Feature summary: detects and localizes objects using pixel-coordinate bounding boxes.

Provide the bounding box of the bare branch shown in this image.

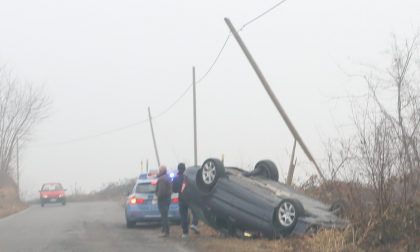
[0,67,50,177]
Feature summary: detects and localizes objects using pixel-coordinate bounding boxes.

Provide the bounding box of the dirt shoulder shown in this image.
[0,200,27,219]
[170,223,418,252]
[0,186,27,219]
[173,225,357,252]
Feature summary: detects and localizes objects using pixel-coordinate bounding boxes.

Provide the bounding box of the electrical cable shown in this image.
[239,0,289,31]
[49,0,289,145]
[52,119,150,145]
[51,33,232,145]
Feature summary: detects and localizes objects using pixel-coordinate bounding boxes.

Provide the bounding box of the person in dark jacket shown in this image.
[172,163,200,239]
[155,165,172,237]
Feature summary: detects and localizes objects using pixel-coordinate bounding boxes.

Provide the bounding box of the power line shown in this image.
[154,33,232,119]
[240,0,289,31]
[49,1,289,145]
[196,33,231,84]
[51,33,232,145]
[52,119,150,145]
[154,83,193,119]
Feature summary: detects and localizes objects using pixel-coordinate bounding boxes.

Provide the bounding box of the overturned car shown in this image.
[181,158,348,238]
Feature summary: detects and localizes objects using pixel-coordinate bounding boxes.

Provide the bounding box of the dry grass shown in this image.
[168,223,361,252]
[0,201,27,219]
[67,178,135,203]
[0,185,27,219]
[170,219,418,252]
[164,177,418,251]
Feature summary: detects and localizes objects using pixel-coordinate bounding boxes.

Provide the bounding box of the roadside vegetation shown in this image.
[175,35,420,252]
[0,66,49,218]
[0,172,26,218]
[66,178,136,204]
[71,34,420,251]
[3,34,419,251]
[317,35,420,251]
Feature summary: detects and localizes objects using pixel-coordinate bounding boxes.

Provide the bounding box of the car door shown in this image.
[208,173,277,232]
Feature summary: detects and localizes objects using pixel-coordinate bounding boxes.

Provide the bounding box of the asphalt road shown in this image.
[0,201,192,252]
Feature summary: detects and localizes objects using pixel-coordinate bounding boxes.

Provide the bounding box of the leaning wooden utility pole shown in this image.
[193,67,198,167]
[224,17,326,182]
[148,107,161,167]
[16,137,20,199]
[286,139,297,185]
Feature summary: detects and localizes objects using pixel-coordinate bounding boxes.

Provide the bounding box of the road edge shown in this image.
[0,205,31,223]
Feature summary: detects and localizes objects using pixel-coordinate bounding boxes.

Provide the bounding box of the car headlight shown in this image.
[42,195,48,198]
[59,194,64,198]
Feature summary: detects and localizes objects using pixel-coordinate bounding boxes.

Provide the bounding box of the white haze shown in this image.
[0,0,419,199]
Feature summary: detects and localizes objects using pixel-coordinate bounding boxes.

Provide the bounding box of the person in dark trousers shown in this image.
[172,163,200,239]
[155,165,172,237]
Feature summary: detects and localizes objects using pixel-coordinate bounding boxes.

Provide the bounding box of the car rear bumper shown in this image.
[40,197,66,203]
[126,206,180,222]
[127,216,181,223]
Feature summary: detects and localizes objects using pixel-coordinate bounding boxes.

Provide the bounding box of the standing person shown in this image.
[172,163,200,239]
[155,165,172,238]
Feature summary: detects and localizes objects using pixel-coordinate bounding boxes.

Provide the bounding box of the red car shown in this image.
[39,183,66,207]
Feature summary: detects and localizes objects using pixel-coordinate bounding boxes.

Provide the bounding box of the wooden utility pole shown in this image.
[224,17,326,182]
[148,107,161,167]
[16,137,20,199]
[193,67,198,167]
[286,139,297,185]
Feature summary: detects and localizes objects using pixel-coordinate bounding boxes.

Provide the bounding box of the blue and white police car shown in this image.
[125,171,181,228]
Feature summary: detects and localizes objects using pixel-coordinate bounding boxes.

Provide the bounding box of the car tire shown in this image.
[62,201,66,206]
[275,199,302,236]
[41,202,44,207]
[254,160,279,181]
[197,158,225,192]
[329,199,346,217]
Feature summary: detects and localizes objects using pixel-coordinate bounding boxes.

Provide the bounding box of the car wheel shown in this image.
[62,201,66,206]
[329,199,346,217]
[254,160,279,181]
[276,199,302,236]
[197,158,225,192]
[41,203,44,207]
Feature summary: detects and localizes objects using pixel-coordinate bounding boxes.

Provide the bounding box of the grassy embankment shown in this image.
[0,173,27,218]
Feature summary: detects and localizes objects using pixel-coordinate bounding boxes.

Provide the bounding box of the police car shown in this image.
[125,171,181,228]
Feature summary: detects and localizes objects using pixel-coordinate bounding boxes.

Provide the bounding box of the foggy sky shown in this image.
[0,0,419,199]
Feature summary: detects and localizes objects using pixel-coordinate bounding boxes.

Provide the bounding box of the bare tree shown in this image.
[333,34,420,213]
[312,35,420,247]
[0,67,49,181]
[365,35,419,205]
[323,138,353,182]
